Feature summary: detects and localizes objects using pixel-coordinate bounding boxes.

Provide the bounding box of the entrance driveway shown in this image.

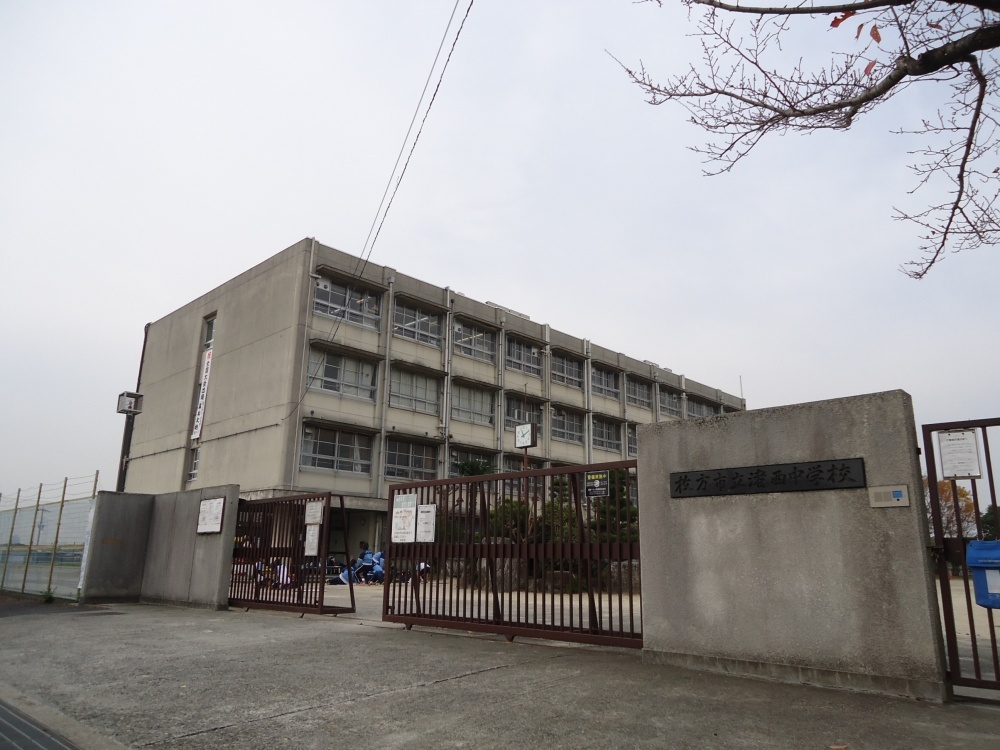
[1,589,999,750]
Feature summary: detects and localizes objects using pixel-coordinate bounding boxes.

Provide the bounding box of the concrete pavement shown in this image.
[1,587,999,750]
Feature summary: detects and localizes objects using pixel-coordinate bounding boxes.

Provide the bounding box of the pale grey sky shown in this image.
[1,1,997,496]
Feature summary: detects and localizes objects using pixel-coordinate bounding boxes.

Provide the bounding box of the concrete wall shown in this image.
[80,492,155,601]
[141,485,240,609]
[637,390,948,700]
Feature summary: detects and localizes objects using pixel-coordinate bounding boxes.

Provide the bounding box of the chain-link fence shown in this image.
[0,472,99,599]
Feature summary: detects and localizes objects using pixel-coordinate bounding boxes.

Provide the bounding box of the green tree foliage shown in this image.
[924,477,977,537]
[982,505,999,541]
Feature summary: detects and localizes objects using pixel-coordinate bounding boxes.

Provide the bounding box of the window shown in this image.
[449,448,495,477]
[203,316,215,350]
[451,385,495,426]
[687,399,721,418]
[504,395,543,433]
[505,337,541,377]
[592,367,620,399]
[659,388,682,418]
[502,454,545,496]
[300,426,372,473]
[187,447,200,482]
[551,352,583,388]
[385,439,437,481]
[454,321,496,362]
[393,301,442,347]
[627,424,638,456]
[307,349,377,400]
[313,277,381,329]
[503,455,545,473]
[592,418,621,452]
[626,378,652,409]
[551,409,584,444]
[390,369,440,414]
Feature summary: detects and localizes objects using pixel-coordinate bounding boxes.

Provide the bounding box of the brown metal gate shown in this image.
[381,460,641,648]
[229,492,356,615]
[923,418,1000,695]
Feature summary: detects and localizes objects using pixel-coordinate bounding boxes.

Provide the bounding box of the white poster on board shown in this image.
[304,524,320,557]
[190,348,213,440]
[304,501,324,525]
[416,504,436,543]
[391,493,418,543]
[939,429,982,479]
[197,497,225,534]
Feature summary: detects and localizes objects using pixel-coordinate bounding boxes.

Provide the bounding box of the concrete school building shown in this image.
[123,237,744,552]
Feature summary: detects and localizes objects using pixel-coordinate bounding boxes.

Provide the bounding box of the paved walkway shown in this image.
[1,589,999,749]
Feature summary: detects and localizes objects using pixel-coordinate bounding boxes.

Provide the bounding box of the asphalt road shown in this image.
[1,590,999,750]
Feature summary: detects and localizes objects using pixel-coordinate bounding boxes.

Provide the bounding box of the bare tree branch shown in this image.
[624,0,1000,276]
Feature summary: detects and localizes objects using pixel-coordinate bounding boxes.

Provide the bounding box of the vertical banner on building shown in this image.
[191,348,213,440]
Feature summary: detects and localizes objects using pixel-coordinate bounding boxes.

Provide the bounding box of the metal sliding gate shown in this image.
[923,418,1000,695]
[229,492,356,615]
[382,460,642,648]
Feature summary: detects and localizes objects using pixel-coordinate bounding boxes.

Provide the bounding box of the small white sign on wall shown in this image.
[304,524,320,557]
[416,504,436,543]
[939,429,982,479]
[304,501,324,525]
[391,494,418,544]
[197,497,225,534]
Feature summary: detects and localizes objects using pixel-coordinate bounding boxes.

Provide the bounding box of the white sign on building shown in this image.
[939,429,982,479]
[190,348,213,440]
[391,493,418,544]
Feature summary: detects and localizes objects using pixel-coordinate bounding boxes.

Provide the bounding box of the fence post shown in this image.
[21,484,43,594]
[45,478,69,595]
[1,489,20,591]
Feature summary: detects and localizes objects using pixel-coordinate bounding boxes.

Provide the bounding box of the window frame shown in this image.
[306,349,378,401]
[389,368,440,415]
[313,276,382,330]
[505,337,542,377]
[627,424,638,456]
[625,378,652,409]
[551,408,585,444]
[591,367,620,399]
[393,300,443,347]
[300,426,373,474]
[385,439,438,481]
[550,352,583,389]
[592,418,622,452]
[687,398,721,418]
[453,321,496,363]
[451,384,495,426]
[504,394,543,433]
[659,388,683,418]
[187,446,200,482]
[449,448,495,477]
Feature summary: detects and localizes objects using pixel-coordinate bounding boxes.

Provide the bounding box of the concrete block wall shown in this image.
[637,390,948,700]
[79,492,154,601]
[80,485,239,610]
[141,485,240,609]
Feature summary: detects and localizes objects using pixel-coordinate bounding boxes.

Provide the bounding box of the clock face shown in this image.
[515,423,535,448]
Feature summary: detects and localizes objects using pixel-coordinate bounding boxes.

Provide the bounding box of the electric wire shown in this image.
[281,0,475,426]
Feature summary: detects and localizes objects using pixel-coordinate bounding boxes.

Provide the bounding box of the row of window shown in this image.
[313,278,720,414]
[307,348,720,420]
[299,425,641,481]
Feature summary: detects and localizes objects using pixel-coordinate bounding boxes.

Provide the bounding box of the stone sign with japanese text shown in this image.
[670,458,866,498]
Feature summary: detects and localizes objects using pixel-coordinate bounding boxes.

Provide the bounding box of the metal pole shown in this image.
[1,489,20,591]
[116,415,134,492]
[46,478,69,596]
[117,324,150,492]
[21,484,43,594]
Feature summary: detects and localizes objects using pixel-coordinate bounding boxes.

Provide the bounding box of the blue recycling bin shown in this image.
[966,540,1000,609]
